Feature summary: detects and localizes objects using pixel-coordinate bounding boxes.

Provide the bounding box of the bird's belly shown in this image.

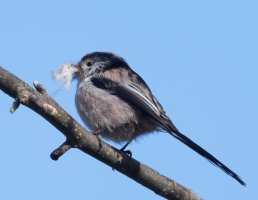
[75,81,154,143]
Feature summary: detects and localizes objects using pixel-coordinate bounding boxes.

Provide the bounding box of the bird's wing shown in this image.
[91,76,246,186]
[91,76,172,130]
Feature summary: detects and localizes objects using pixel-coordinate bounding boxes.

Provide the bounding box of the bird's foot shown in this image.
[121,149,132,157]
[120,142,132,157]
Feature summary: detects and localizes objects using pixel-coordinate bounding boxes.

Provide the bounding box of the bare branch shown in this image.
[0,66,203,200]
[10,97,20,113]
[50,140,71,160]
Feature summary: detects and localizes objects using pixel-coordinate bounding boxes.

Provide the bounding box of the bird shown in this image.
[73,51,246,186]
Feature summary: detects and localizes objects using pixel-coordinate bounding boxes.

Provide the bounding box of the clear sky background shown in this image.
[0,1,257,199]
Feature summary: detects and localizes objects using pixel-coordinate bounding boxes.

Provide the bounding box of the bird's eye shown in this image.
[86,61,92,67]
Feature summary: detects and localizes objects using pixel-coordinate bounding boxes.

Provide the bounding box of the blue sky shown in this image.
[0,1,257,199]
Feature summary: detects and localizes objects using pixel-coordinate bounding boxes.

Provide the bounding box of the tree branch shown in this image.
[0,66,203,200]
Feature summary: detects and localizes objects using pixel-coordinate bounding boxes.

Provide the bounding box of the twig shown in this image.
[0,66,203,200]
[50,140,71,160]
[10,97,20,113]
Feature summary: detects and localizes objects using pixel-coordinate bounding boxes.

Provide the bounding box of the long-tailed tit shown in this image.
[72,52,245,186]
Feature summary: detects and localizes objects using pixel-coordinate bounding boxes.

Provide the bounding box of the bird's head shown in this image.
[76,52,129,79]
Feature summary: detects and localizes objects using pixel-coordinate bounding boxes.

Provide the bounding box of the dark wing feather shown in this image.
[91,76,174,130]
[91,76,246,186]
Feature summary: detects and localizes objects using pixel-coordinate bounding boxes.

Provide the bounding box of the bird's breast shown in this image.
[75,79,137,131]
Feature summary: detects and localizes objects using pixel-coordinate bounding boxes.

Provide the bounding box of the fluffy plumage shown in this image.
[73,52,246,186]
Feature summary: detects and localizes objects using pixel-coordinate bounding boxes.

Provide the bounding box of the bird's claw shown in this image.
[122,149,132,157]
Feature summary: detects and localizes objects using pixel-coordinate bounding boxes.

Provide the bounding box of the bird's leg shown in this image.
[120,140,132,157]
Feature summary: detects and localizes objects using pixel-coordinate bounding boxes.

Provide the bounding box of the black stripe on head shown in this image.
[81,52,130,71]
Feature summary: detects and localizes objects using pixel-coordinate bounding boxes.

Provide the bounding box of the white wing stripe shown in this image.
[124,84,160,115]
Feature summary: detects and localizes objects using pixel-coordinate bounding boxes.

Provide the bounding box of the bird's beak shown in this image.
[72,63,83,80]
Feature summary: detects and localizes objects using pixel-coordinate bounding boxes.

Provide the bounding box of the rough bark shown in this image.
[0,66,203,200]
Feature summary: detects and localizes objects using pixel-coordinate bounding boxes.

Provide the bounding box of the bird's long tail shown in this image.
[165,121,246,186]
